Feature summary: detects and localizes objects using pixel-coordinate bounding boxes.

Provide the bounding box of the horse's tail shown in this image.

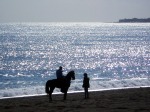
[45,80,50,94]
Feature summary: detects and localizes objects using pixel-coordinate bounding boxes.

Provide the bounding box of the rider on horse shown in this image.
[56,66,66,92]
[56,66,64,79]
[46,70,75,101]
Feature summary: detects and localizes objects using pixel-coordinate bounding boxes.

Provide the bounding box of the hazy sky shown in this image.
[0,0,150,23]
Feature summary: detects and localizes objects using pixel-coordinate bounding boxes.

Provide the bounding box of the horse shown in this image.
[45,70,75,101]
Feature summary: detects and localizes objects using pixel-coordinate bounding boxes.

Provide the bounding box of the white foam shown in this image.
[1,78,150,99]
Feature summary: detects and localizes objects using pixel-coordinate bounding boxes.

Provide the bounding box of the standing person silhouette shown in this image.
[82,73,90,99]
[56,66,64,79]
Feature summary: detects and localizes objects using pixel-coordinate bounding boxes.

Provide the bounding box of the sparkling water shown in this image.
[0,23,150,98]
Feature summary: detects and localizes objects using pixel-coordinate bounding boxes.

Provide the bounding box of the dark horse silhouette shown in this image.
[45,71,75,101]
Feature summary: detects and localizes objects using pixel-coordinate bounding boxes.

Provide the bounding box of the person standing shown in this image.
[82,73,90,99]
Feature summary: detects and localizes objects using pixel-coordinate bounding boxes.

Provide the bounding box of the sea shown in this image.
[0,22,150,99]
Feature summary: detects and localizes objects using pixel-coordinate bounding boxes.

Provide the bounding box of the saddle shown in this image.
[56,78,68,93]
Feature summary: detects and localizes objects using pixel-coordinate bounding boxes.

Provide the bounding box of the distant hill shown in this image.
[119,18,150,23]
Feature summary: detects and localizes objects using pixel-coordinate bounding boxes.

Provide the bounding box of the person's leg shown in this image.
[84,88,86,99]
[84,88,88,99]
[87,88,89,98]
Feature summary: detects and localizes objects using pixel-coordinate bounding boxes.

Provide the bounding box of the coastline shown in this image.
[0,87,150,112]
[1,86,149,100]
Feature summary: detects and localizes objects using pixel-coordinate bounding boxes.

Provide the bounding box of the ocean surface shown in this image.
[0,22,150,98]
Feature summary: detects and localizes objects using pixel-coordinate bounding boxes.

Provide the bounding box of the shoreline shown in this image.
[0,87,150,112]
[1,86,150,100]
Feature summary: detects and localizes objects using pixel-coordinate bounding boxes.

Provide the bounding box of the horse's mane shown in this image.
[68,70,74,74]
[65,70,74,79]
[67,70,74,76]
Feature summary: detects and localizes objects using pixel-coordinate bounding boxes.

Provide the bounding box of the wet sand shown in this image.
[0,87,150,112]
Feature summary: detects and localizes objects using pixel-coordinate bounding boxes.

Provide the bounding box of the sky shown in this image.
[0,0,150,23]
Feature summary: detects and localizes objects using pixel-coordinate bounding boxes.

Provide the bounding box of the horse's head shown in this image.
[67,70,75,80]
[71,71,75,80]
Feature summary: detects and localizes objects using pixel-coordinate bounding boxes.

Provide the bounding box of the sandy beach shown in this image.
[0,87,150,112]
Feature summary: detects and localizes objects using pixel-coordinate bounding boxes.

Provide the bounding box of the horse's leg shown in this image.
[49,93,52,102]
[63,88,69,100]
[49,87,55,102]
[64,92,67,100]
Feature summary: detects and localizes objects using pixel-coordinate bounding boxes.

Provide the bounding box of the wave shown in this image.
[0,78,150,99]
